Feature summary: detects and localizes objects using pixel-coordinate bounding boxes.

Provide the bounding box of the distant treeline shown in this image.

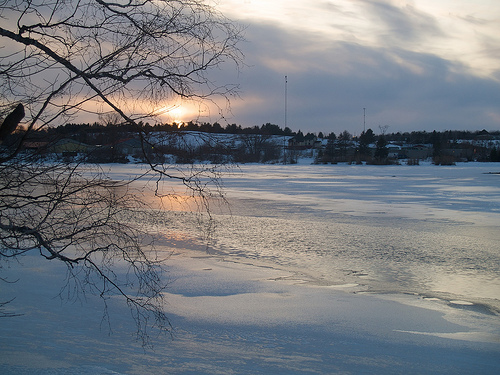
[383,129,500,144]
[45,121,294,141]
[37,120,500,145]
[9,120,499,164]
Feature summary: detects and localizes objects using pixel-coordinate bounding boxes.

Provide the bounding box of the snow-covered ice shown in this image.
[1,162,499,374]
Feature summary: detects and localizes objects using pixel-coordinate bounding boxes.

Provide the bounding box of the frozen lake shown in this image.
[210,162,500,312]
[1,161,500,374]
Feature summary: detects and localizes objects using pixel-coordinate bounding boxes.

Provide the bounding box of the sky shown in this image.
[180,0,500,135]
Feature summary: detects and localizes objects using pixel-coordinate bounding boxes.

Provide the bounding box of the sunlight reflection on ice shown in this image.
[208,163,500,313]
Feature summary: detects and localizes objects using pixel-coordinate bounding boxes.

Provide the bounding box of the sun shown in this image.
[154,104,189,126]
[155,100,210,125]
[169,106,185,125]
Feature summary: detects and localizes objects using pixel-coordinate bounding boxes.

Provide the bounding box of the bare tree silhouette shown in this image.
[0,0,242,345]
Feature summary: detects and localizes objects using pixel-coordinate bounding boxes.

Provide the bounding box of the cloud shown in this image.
[216,20,500,134]
[361,0,444,46]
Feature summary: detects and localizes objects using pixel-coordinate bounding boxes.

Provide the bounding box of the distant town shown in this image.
[6,120,500,165]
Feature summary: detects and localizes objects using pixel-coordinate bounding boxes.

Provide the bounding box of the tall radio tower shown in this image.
[285,75,288,130]
[283,75,288,164]
[363,107,366,133]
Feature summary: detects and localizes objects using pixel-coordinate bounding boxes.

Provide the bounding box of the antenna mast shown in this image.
[283,75,288,164]
[285,76,288,130]
[363,107,366,133]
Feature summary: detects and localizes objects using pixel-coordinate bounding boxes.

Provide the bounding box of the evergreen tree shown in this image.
[374,135,389,162]
[358,128,375,159]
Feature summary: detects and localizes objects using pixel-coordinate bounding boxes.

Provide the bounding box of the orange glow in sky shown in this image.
[155,100,217,125]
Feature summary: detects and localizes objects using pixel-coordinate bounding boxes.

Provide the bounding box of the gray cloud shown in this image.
[361,0,444,46]
[211,19,500,134]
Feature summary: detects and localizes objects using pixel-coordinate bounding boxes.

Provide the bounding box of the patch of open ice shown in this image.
[394,330,500,344]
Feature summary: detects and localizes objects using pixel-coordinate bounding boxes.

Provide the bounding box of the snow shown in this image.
[1,162,500,374]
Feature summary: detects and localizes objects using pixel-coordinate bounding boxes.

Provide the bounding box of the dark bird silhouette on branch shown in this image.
[0,103,24,141]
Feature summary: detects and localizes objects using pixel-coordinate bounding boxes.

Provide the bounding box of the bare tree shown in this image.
[0,0,242,344]
[237,133,280,163]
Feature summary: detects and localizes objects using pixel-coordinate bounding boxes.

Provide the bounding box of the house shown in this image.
[401,144,433,159]
[113,138,144,155]
[22,141,50,153]
[288,133,321,149]
[50,138,93,155]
